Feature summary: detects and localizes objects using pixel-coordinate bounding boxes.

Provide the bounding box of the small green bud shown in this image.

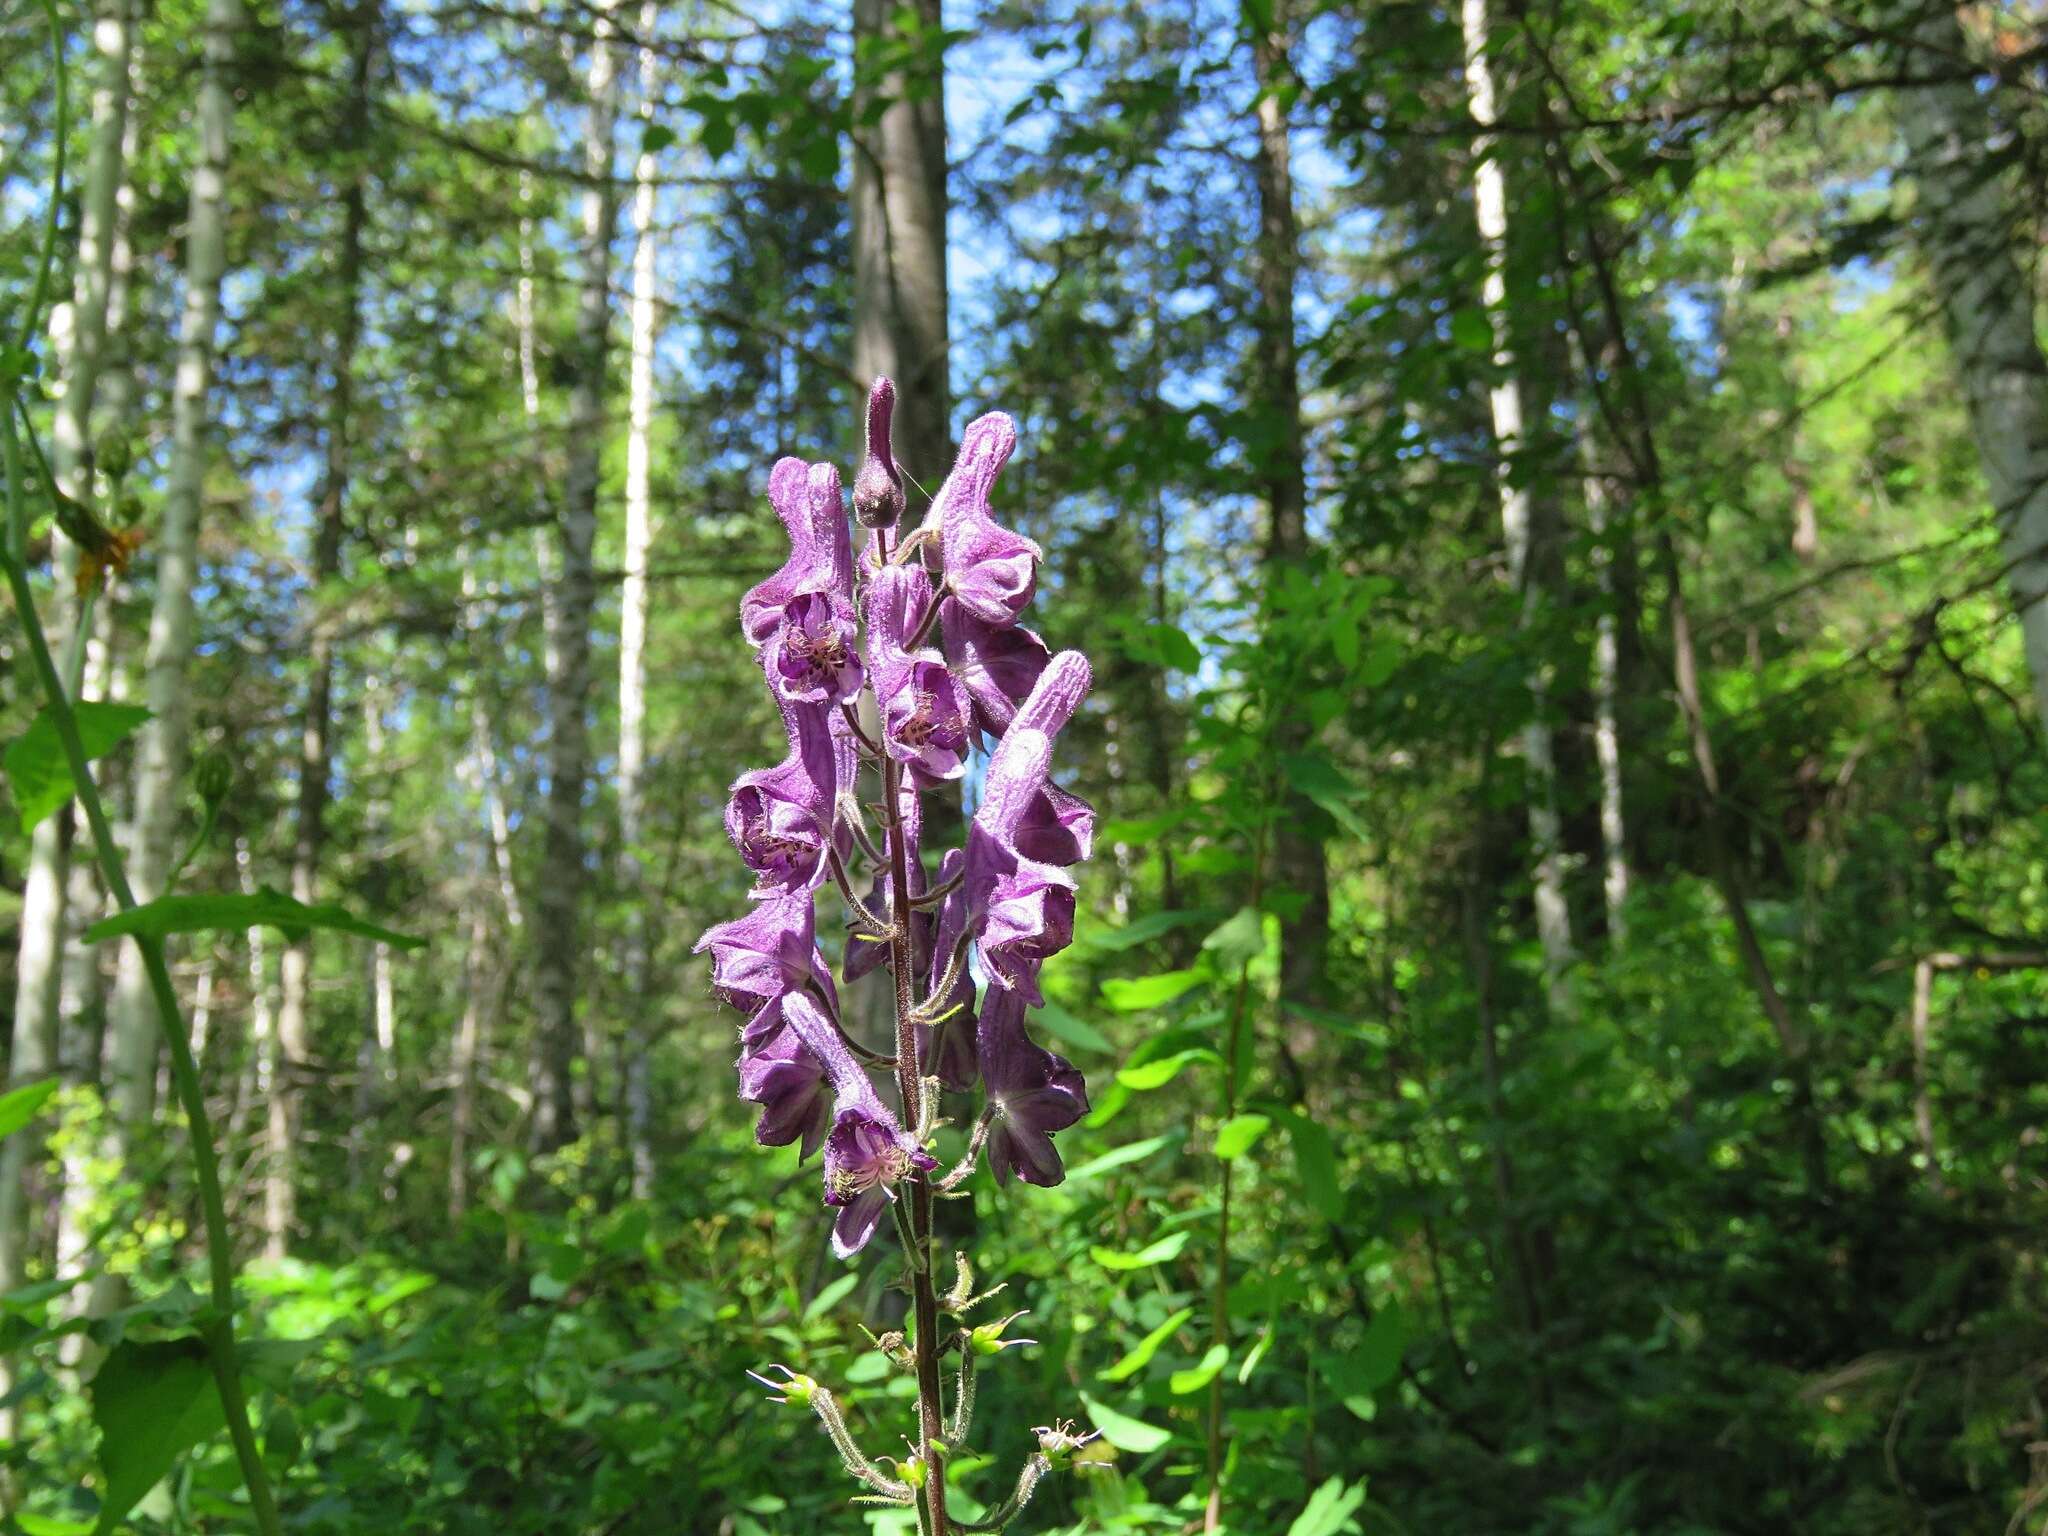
[745,1364,817,1408]
[969,1310,1035,1356]
[900,1453,927,1490]
[193,748,234,805]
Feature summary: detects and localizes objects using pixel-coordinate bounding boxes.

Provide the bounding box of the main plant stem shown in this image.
[1,406,283,1536]
[882,758,949,1536]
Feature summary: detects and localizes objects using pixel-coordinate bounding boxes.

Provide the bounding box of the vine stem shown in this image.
[881,756,950,1536]
[2,401,283,1534]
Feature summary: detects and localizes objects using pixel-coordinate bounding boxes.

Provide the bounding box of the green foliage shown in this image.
[2,701,149,832]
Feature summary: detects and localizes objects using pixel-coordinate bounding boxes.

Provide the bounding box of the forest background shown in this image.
[3,0,2048,1532]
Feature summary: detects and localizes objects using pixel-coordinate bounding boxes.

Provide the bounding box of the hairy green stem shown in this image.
[1,406,283,1535]
[882,758,950,1536]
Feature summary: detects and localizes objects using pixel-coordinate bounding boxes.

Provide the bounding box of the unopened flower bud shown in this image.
[94,432,133,483]
[745,1363,818,1408]
[853,377,905,530]
[192,748,233,805]
[969,1310,1035,1356]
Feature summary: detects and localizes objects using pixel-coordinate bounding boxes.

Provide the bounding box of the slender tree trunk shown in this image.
[1461,0,1575,1016]
[95,0,242,1318]
[272,0,375,1257]
[617,0,661,1200]
[1249,2,1330,1010]
[0,0,135,1369]
[1892,4,2048,734]
[348,681,394,1192]
[851,0,949,496]
[531,1,620,1153]
[1576,427,1629,939]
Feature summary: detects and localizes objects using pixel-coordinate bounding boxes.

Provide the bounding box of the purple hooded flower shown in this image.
[724,691,837,895]
[737,1027,830,1156]
[852,377,906,532]
[742,459,862,705]
[783,991,937,1257]
[936,413,1042,625]
[962,651,1092,1002]
[940,598,1050,736]
[866,565,971,784]
[693,892,838,1050]
[978,984,1088,1187]
[1014,783,1095,868]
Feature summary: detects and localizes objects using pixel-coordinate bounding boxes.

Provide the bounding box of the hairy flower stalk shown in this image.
[703,380,1094,1532]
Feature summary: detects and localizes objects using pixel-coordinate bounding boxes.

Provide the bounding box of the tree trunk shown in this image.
[1460,0,1575,1016]
[851,0,949,498]
[617,0,661,1200]
[0,0,135,1364]
[1249,2,1330,1010]
[95,0,241,1317]
[271,0,375,1258]
[1892,4,2048,734]
[531,0,620,1153]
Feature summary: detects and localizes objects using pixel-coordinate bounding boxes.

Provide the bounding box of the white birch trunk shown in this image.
[1892,6,2048,733]
[616,0,661,1201]
[531,1,620,1152]
[95,0,241,1322]
[1461,0,1576,1016]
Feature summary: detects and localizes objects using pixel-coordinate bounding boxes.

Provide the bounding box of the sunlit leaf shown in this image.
[1214,1113,1271,1161]
[1168,1343,1228,1394]
[1286,1476,1368,1536]
[1090,1230,1190,1270]
[1116,1048,1219,1091]
[1100,968,1204,1011]
[1065,1134,1175,1182]
[1080,1392,1172,1453]
[87,887,424,951]
[0,1078,60,1140]
[4,702,149,833]
[1201,907,1265,971]
[1100,1306,1194,1382]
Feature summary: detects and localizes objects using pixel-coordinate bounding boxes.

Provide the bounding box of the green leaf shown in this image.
[4,702,149,833]
[640,122,678,154]
[1214,1113,1271,1161]
[1031,999,1113,1053]
[1099,1306,1194,1382]
[1088,908,1221,953]
[1115,1048,1219,1092]
[1318,1304,1408,1405]
[0,1078,60,1140]
[1284,1111,1342,1221]
[1091,1230,1190,1271]
[1064,1134,1174,1182]
[1147,622,1202,672]
[1450,306,1494,353]
[804,1271,860,1322]
[19,1516,95,1536]
[1286,1476,1368,1536]
[1079,1393,1173,1454]
[1282,754,1371,841]
[86,886,424,951]
[1168,1343,1228,1395]
[91,1336,226,1533]
[1202,908,1265,971]
[1101,969,1204,1012]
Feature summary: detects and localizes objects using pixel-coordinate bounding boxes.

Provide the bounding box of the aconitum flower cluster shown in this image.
[698,381,1097,1525]
[696,379,1092,1243]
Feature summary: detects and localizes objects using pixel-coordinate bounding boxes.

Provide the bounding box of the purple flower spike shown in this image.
[937,413,1042,625]
[783,992,937,1257]
[737,1027,831,1156]
[978,984,1088,1187]
[979,866,1076,1006]
[939,599,1050,736]
[853,377,906,531]
[867,565,971,784]
[725,692,838,896]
